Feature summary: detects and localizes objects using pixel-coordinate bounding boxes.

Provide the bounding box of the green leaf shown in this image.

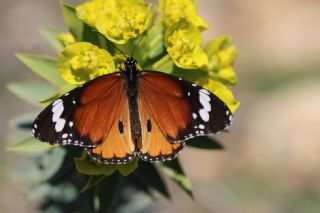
[9,112,38,130]
[6,136,52,152]
[39,28,64,51]
[149,55,174,73]
[74,151,117,176]
[39,84,75,106]
[118,158,139,176]
[16,54,65,86]
[82,24,100,46]
[171,65,209,82]
[186,136,224,150]
[7,82,56,106]
[81,175,106,193]
[135,162,170,199]
[39,147,67,181]
[60,2,83,41]
[161,159,194,199]
[136,22,166,67]
[98,173,122,212]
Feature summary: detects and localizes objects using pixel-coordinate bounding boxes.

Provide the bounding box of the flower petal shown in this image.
[165,21,208,69]
[58,42,115,84]
[159,0,209,31]
[205,35,238,84]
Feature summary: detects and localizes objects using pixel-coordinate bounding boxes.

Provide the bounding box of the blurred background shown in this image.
[1,0,320,212]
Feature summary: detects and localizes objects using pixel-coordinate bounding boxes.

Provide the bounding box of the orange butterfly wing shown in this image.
[85,89,136,164]
[139,71,192,142]
[139,71,232,143]
[137,91,184,161]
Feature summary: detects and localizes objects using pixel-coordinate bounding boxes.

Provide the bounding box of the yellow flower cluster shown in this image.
[76,0,153,44]
[56,0,239,113]
[205,36,238,85]
[159,0,209,31]
[165,21,208,69]
[58,42,115,84]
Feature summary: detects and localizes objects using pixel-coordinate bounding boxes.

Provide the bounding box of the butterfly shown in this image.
[32,57,233,164]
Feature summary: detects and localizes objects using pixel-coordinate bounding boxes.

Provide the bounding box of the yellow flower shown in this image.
[58,42,115,84]
[76,0,114,28]
[165,21,208,69]
[205,36,238,84]
[57,33,76,47]
[159,0,209,31]
[76,0,154,44]
[197,78,240,113]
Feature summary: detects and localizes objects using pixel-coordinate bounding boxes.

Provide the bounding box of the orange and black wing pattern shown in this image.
[85,89,136,164]
[32,72,125,147]
[137,91,184,161]
[139,71,233,143]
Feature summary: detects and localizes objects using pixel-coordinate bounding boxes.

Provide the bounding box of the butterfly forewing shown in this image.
[139,71,233,143]
[32,72,125,147]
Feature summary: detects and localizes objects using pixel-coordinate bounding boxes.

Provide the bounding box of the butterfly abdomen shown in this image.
[127,88,142,142]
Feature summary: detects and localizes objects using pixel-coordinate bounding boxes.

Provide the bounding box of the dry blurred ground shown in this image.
[1,0,320,212]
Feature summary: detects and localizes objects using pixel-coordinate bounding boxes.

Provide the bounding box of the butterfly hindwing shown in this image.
[32,72,125,147]
[137,92,185,161]
[85,90,136,164]
[139,71,233,143]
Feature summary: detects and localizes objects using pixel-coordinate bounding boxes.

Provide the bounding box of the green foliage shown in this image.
[8,0,238,211]
[61,2,84,42]
[161,159,194,199]
[39,28,64,51]
[6,136,52,152]
[7,82,56,106]
[16,54,65,86]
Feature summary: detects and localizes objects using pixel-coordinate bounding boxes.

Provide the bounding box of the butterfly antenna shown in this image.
[130,30,148,58]
[92,29,128,59]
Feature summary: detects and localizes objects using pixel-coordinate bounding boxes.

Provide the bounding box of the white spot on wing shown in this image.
[192,84,197,87]
[198,89,211,122]
[199,109,210,122]
[52,99,62,106]
[200,89,210,95]
[62,133,68,138]
[192,113,197,119]
[55,119,66,132]
[199,124,205,129]
[52,100,66,132]
[199,91,211,112]
[187,92,190,96]
[69,121,74,127]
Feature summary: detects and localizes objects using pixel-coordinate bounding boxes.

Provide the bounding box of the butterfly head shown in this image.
[123,57,139,88]
[124,57,138,71]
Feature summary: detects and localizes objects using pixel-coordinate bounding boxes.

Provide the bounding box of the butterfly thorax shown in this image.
[123,57,140,90]
[123,57,142,146]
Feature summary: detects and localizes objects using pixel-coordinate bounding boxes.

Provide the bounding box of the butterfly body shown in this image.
[32,58,233,164]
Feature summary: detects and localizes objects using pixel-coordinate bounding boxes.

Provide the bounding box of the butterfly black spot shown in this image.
[147,119,152,132]
[118,121,124,134]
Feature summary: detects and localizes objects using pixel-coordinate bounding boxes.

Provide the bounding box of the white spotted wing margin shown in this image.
[174,85,233,142]
[141,71,233,143]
